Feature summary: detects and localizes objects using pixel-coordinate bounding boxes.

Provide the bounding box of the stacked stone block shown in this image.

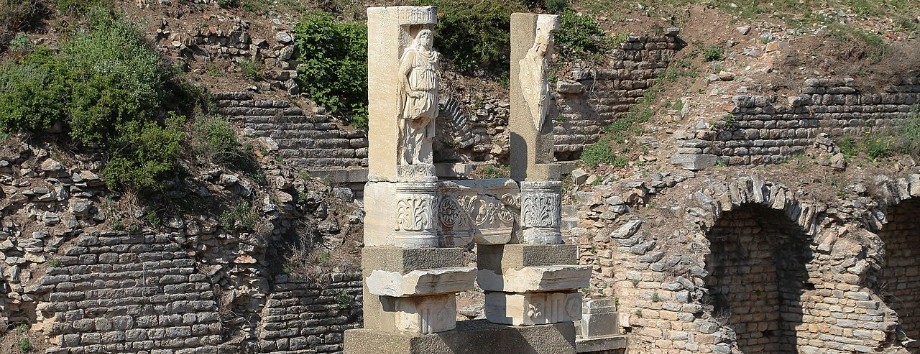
[41,232,222,354]
[705,205,810,353]
[258,272,363,353]
[675,77,920,166]
[878,198,920,351]
[214,92,369,172]
[554,30,682,160]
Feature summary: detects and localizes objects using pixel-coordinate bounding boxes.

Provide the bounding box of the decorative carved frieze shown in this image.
[519,180,562,244]
[437,179,519,247]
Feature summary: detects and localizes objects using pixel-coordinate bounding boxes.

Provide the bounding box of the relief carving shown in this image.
[398,29,440,167]
[518,15,559,131]
[396,195,436,232]
[520,192,560,228]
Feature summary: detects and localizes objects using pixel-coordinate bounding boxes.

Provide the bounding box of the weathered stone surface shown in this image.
[477,265,591,293]
[484,291,581,326]
[366,267,475,297]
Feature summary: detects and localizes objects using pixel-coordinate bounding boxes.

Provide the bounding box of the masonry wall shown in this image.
[573,175,910,353]
[676,77,920,165]
[258,274,363,353]
[41,232,223,354]
[554,30,683,160]
[704,206,809,354]
[878,198,920,351]
[215,92,369,172]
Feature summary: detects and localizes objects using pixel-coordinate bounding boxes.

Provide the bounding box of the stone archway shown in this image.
[878,198,920,347]
[704,204,812,354]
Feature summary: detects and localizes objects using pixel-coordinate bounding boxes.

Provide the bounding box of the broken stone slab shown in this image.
[484,291,581,326]
[580,299,619,338]
[670,154,717,171]
[477,265,591,293]
[367,267,476,297]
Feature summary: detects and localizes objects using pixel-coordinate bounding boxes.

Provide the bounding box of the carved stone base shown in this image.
[484,291,581,326]
[367,267,476,297]
[394,294,457,334]
[365,181,440,248]
[398,164,437,182]
[519,181,562,244]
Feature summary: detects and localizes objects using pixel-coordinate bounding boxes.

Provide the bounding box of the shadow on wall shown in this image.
[704,204,812,354]
[877,198,920,351]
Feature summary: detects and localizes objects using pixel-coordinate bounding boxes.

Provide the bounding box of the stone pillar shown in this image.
[346,8,475,353]
[477,12,590,335]
[509,13,561,182]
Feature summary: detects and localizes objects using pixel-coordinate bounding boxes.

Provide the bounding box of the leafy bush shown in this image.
[293,12,368,127]
[422,0,524,75]
[582,139,617,167]
[216,0,239,8]
[220,202,258,232]
[555,9,613,62]
[102,114,185,192]
[703,45,725,62]
[53,0,111,16]
[0,11,194,193]
[0,0,46,51]
[240,59,261,80]
[0,48,67,133]
[62,13,166,145]
[191,115,242,165]
[895,109,920,157]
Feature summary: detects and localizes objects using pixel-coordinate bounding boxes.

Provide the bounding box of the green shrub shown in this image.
[293,12,368,128]
[895,109,920,156]
[17,337,31,353]
[863,135,892,159]
[703,45,725,62]
[240,59,261,81]
[62,13,166,145]
[839,136,857,158]
[102,114,185,192]
[191,115,242,165]
[555,9,612,62]
[421,0,524,75]
[216,0,239,8]
[1,0,46,51]
[220,202,257,232]
[0,48,67,133]
[53,0,111,16]
[582,139,623,167]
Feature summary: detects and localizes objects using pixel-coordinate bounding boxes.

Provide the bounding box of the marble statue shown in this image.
[398,29,440,165]
[518,15,558,131]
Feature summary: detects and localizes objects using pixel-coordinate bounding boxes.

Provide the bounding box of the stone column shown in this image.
[346,8,475,353]
[477,12,590,335]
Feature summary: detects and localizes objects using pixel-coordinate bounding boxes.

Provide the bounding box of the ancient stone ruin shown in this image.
[343,7,590,353]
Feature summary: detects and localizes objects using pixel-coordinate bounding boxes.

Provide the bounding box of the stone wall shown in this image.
[877,198,920,351]
[572,173,916,353]
[675,77,920,166]
[41,232,223,354]
[434,30,683,164]
[0,139,365,353]
[704,206,810,354]
[214,92,369,176]
[258,273,363,353]
[554,29,683,160]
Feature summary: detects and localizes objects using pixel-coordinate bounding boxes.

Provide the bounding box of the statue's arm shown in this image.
[399,51,415,96]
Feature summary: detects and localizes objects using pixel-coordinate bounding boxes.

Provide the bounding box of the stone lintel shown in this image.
[477,244,577,274]
[484,291,581,326]
[344,320,576,354]
[367,267,475,297]
[362,247,466,274]
[477,265,591,293]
